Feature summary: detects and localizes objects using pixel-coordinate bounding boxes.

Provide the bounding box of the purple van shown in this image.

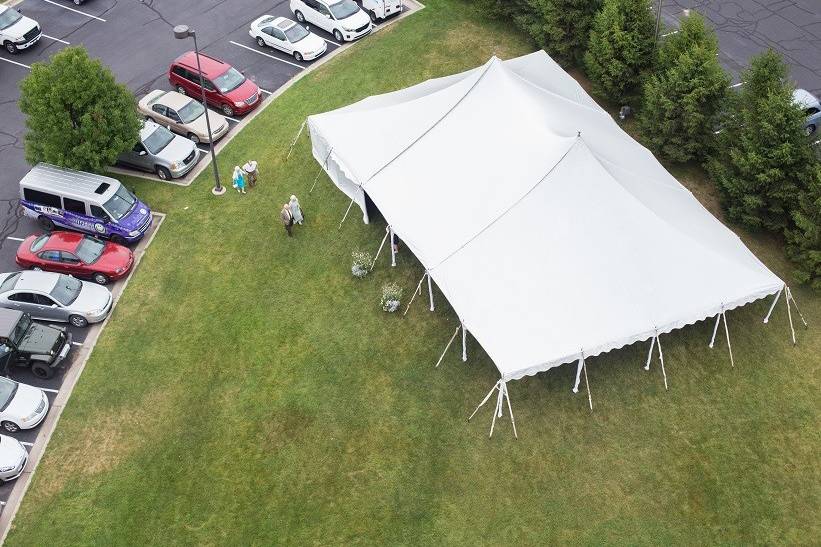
[19,164,152,244]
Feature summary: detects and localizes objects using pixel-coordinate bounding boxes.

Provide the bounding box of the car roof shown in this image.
[274,17,295,30]
[149,90,191,110]
[139,120,163,139]
[0,308,24,339]
[41,231,84,252]
[20,164,122,204]
[793,89,820,110]
[9,271,59,294]
[172,51,230,78]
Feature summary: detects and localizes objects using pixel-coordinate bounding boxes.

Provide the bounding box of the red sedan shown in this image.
[15,231,134,285]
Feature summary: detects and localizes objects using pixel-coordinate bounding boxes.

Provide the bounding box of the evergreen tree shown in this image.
[785,163,821,289]
[583,0,656,103]
[516,0,602,65]
[638,13,729,162]
[19,46,140,173]
[706,50,815,232]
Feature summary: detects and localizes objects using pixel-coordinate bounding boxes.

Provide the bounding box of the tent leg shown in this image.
[309,147,333,194]
[722,310,734,367]
[572,356,583,393]
[656,332,668,391]
[369,228,390,271]
[582,353,593,411]
[503,382,518,439]
[763,287,783,323]
[786,289,796,346]
[402,272,427,316]
[461,321,467,362]
[434,326,460,368]
[644,336,656,371]
[338,199,355,230]
[786,287,808,328]
[709,313,721,348]
[489,384,504,438]
[390,227,396,267]
[427,274,434,311]
[468,380,500,421]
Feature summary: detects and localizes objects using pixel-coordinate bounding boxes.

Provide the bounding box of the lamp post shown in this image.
[173,24,225,196]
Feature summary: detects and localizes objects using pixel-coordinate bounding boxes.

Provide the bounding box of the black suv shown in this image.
[0,308,71,379]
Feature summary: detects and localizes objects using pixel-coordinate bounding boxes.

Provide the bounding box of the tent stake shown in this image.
[644,336,655,370]
[284,119,306,162]
[763,287,783,323]
[434,325,460,368]
[461,321,467,362]
[786,286,808,328]
[722,309,734,367]
[369,228,390,271]
[309,147,333,194]
[402,271,427,316]
[337,199,355,230]
[427,273,434,311]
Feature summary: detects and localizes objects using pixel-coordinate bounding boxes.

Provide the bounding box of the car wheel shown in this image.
[256,37,266,48]
[37,215,55,231]
[176,85,187,96]
[1,421,19,433]
[221,104,234,116]
[92,273,109,285]
[187,132,200,144]
[806,124,817,136]
[156,166,172,180]
[294,51,303,62]
[110,235,126,245]
[295,10,305,23]
[69,315,89,328]
[73,0,82,4]
[368,10,378,24]
[30,266,42,271]
[333,29,343,42]
[4,42,17,54]
[31,362,54,379]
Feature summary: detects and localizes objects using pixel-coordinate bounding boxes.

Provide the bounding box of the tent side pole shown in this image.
[656,331,668,390]
[582,351,593,411]
[427,274,434,311]
[461,321,467,362]
[722,310,734,367]
[572,356,584,393]
[489,385,504,438]
[763,287,783,323]
[309,147,333,194]
[644,336,656,371]
[434,326,460,368]
[390,227,396,267]
[503,382,518,439]
[709,313,721,348]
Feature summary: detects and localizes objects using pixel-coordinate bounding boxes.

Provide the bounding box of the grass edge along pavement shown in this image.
[7,1,821,544]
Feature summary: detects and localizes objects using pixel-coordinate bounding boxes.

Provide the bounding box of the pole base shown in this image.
[211,185,226,196]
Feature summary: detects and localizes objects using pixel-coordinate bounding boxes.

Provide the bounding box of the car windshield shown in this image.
[0,273,21,294]
[103,185,136,220]
[10,313,30,346]
[50,274,82,306]
[0,8,22,31]
[212,67,245,93]
[0,377,17,412]
[75,236,105,264]
[143,125,175,155]
[29,234,49,253]
[329,0,359,20]
[178,99,205,124]
[285,24,309,43]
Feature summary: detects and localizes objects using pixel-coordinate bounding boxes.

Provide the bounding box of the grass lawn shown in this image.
[7,1,820,544]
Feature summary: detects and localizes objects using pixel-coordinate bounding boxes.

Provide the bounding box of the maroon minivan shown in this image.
[168,52,261,117]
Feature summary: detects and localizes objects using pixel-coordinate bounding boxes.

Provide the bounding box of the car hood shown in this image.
[2,16,37,40]
[189,109,228,136]
[116,199,151,233]
[18,323,63,354]
[225,78,259,103]
[96,242,133,272]
[4,383,43,420]
[72,283,111,313]
[155,135,196,163]
[296,33,326,54]
[0,436,26,468]
[339,9,370,29]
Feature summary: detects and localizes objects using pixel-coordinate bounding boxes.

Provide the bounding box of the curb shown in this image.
[0,213,167,543]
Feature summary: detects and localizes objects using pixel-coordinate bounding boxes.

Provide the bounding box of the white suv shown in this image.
[290,0,372,43]
[0,5,41,54]
[360,0,403,23]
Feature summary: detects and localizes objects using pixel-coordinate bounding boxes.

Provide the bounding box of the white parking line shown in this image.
[41,0,107,21]
[324,37,341,46]
[40,388,59,394]
[196,145,211,152]
[228,41,304,70]
[20,442,33,447]
[0,57,30,70]
[225,117,240,123]
[259,88,273,95]
[71,341,83,347]
[4,237,24,242]
[42,34,70,45]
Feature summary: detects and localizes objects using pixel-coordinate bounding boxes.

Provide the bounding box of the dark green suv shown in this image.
[0,308,71,379]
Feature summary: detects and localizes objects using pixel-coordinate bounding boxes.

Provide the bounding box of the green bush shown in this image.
[19,46,140,173]
[785,164,821,289]
[511,0,602,65]
[583,0,656,103]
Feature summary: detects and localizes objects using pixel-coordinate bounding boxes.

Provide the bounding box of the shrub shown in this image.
[785,164,821,289]
[351,250,373,278]
[380,282,403,313]
[512,0,602,66]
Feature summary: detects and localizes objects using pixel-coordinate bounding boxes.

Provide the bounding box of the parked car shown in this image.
[0,308,71,379]
[793,89,821,136]
[16,231,133,285]
[290,0,371,43]
[0,5,41,54]
[249,16,327,61]
[117,120,200,180]
[169,52,261,117]
[0,376,48,433]
[358,0,402,23]
[0,271,112,328]
[19,164,153,245]
[0,434,27,482]
[138,90,229,144]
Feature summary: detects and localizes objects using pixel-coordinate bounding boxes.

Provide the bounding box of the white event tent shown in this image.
[303,51,804,436]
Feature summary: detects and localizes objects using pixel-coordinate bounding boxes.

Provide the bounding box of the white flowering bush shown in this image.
[351,250,373,278]
[381,281,403,313]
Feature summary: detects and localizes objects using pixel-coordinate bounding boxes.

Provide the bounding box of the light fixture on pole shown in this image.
[173,24,225,196]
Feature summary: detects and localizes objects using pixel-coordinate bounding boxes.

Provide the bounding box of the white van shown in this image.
[360,0,402,23]
[290,0,372,42]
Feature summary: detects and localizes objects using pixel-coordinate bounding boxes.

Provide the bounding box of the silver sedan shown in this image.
[0,271,112,328]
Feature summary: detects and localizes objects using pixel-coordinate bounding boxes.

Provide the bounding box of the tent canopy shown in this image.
[307,51,783,382]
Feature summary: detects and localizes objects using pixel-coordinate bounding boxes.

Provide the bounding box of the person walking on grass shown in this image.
[280,203,294,237]
[232,166,246,194]
[242,160,258,188]
[289,195,304,225]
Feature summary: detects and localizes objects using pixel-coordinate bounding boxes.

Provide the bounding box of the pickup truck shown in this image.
[0,308,71,379]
